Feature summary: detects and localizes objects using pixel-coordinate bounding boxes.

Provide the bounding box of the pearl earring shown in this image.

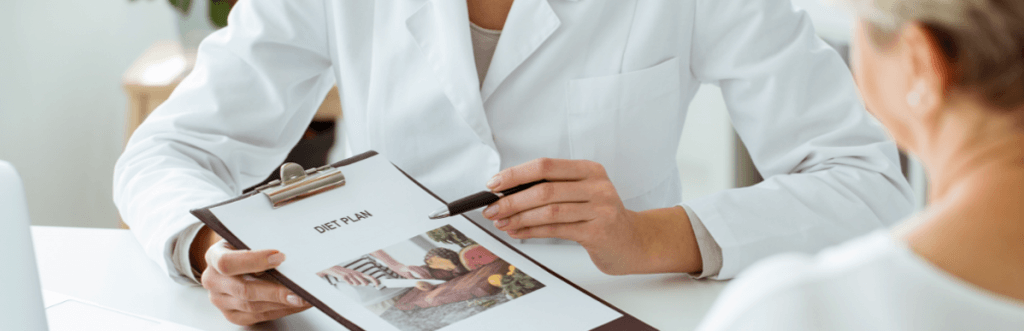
[906,90,922,107]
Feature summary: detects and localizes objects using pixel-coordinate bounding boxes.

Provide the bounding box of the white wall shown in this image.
[0,1,177,227]
[677,86,735,202]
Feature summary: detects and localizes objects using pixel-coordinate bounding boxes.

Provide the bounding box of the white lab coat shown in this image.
[114,0,913,283]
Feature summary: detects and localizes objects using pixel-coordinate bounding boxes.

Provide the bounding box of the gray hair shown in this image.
[838,0,1024,110]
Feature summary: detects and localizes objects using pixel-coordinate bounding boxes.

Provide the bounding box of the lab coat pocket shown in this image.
[566,58,683,200]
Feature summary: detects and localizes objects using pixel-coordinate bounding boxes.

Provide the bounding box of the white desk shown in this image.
[32,226,728,330]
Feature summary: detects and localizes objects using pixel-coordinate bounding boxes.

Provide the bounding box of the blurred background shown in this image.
[1,1,178,228]
[0,0,923,229]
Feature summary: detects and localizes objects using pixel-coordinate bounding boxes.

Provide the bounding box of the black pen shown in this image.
[428,180,548,219]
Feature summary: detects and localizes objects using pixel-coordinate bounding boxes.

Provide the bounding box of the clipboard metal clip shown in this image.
[256,163,346,208]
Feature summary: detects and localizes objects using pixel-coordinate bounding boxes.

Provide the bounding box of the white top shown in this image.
[697,230,1024,331]
[469,22,501,86]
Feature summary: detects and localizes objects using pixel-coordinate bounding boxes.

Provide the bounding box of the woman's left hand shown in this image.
[481,158,647,275]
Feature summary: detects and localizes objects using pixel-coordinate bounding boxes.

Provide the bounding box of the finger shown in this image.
[350,273,370,286]
[352,273,369,286]
[360,273,381,286]
[496,202,596,231]
[223,275,307,307]
[201,267,230,292]
[488,158,605,192]
[224,306,311,326]
[223,309,263,326]
[207,245,286,276]
[256,306,312,323]
[343,274,362,286]
[326,267,349,279]
[509,222,586,242]
[210,293,299,314]
[484,181,594,220]
[322,270,341,280]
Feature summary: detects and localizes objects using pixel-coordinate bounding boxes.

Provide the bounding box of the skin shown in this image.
[369,249,430,279]
[318,266,380,287]
[199,240,312,326]
[467,0,514,30]
[483,159,702,275]
[850,21,1024,301]
[192,236,432,325]
[314,251,431,287]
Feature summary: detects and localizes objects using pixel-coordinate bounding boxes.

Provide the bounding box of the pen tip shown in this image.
[428,208,450,220]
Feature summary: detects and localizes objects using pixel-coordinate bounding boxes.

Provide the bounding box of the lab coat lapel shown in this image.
[406,0,496,149]
[480,0,561,103]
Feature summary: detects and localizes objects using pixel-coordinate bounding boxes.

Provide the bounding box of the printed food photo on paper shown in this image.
[316,225,545,331]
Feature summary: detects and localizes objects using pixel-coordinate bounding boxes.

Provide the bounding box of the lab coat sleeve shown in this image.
[686,0,914,279]
[113,0,335,283]
[684,204,724,279]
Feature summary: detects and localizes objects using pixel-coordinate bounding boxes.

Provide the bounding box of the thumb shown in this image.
[206,240,285,276]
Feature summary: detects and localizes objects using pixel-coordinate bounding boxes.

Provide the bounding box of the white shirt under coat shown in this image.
[113,0,914,285]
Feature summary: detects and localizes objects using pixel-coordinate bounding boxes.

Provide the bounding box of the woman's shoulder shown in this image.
[736,230,899,291]
[696,231,903,331]
[699,229,1024,330]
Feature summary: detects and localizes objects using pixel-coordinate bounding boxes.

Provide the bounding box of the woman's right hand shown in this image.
[201,240,312,326]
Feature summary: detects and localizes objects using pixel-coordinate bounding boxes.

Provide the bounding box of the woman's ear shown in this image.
[898,23,952,119]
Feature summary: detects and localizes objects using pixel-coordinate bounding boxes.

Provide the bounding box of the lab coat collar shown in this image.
[480,0,561,103]
[406,0,496,150]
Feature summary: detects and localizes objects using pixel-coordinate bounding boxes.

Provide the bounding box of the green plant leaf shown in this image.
[209,0,231,28]
[167,0,191,15]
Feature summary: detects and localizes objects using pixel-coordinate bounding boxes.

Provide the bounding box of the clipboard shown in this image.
[190,151,657,331]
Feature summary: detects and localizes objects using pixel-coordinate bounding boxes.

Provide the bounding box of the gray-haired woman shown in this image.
[697,0,1024,330]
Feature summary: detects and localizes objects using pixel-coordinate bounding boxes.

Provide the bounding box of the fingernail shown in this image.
[486,174,501,190]
[287,294,304,306]
[494,218,509,228]
[482,204,499,218]
[267,253,285,266]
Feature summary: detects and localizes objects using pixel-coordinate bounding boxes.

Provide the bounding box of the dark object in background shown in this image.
[159,0,238,28]
[244,120,336,193]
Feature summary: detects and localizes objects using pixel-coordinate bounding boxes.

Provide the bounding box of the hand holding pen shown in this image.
[430,158,695,275]
[428,158,627,235]
[473,158,633,241]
